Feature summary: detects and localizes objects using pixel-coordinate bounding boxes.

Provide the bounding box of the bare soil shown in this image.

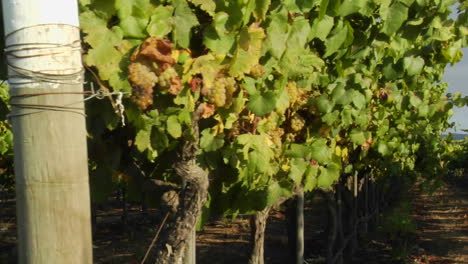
[409,181,468,264]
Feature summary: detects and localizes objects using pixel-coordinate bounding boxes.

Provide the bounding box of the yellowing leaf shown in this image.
[229,23,266,77]
[188,0,216,16]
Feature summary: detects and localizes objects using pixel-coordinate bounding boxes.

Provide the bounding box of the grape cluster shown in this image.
[129,62,158,110]
[249,64,265,78]
[287,81,307,110]
[206,77,237,108]
[157,66,182,95]
[268,128,284,147]
[287,81,298,105]
[290,113,305,132]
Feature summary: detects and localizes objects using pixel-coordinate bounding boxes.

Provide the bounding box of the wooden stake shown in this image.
[2,1,92,263]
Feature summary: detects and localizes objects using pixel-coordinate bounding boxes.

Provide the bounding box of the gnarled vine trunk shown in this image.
[151,105,208,264]
[153,160,208,264]
[249,207,271,264]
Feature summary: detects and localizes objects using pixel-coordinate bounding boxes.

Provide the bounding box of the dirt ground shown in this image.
[409,180,468,264]
[1,179,467,264]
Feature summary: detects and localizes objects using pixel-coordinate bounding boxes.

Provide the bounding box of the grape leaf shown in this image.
[310,139,332,164]
[204,12,236,55]
[200,129,225,152]
[403,56,424,76]
[303,165,319,192]
[381,2,408,36]
[147,6,174,38]
[289,158,308,185]
[324,20,348,57]
[173,0,199,48]
[229,23,266,77]
[352,90,366,109]
[264,8,289,59]
[350,129,366,145]
[135,129,151,152]
[266,181,293,207]
[310,15,334,41]
[115,0,152,38]
[337,0,373,17]
[167,115,182,138]
[253,0,271,21]
[285,144,312,159]
[317,163,340,188]
[247,91,277,116]
[188,0,216,16]
[186,54,223,89]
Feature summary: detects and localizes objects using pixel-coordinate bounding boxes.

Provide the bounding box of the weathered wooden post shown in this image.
[2,0,92,263]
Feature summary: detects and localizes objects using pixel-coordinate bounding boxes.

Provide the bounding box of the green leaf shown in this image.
[120,16,148,38]
[289,159,308,185]
[135,129,151,152]
[310,139,332,164]
[352,90,366,109]
[264,8,289,58]
[418,104,429,118]
[381,2,408,36]
[310,15,334,41]
[323,110,340,125]
[266,181,292,206]
[403,56,424,76]
[316,94,333,114]
[409,94,422,108]
[204,12,236,54]
[324,21,348,57]
[317,163,340,188]
[287,16,311,50]
[167,116,182,138]
[377,142,390,156]
[285,144,312,159]
[188,0,216,16]
[253,0,271,20]
[303,165,319,192]
[319,0,329,19]
[338,0,372,17]
[229,24,266,77]
[80,11,122,47]
[173,0,199,48]
[350,129,366,145]
[115,0,151,38]
[200,129,225,152]
[147,6,174,38]
[247,91,277,116]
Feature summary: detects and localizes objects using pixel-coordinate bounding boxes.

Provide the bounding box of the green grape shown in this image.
[157,66,182,95]
[265,113,279,132]
[268,128,284,147]
[223,77,237,107]
[129,62,158,89]
[290,113,305,132]
[287,81,298,105]
[206,77,237,108]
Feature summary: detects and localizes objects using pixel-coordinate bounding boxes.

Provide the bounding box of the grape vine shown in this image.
[77,0,468,219]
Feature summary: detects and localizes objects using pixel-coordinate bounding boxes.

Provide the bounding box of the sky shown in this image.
[444,4,467,133]
[444,48,468,133]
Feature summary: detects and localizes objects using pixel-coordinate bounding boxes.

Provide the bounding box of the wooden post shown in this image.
[2,0,93,263]
[184,228,196,264]
[287,189,304,264]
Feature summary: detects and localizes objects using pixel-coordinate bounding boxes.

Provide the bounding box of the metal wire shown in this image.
[4,24,84,86]
[4,24,128,125]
